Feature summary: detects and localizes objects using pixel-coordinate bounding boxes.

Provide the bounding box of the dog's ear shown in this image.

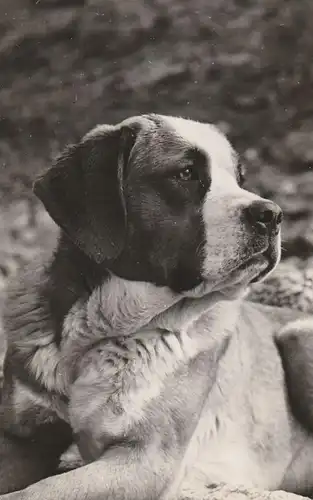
[33,124,138,264]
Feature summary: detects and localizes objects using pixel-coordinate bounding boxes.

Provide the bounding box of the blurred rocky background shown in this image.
[0,0,313,304]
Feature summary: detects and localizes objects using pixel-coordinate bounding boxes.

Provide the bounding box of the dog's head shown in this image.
[34,114,282,295]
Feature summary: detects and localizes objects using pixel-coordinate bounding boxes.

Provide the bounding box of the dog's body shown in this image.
[1,114,313,499]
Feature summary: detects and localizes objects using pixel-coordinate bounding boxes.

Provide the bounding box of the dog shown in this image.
[1,114,313,500]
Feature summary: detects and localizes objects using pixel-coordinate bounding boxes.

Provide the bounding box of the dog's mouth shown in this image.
[209,236,281,298]
[228,236,280,286]
[187,233,281,299]
[238,249,273,284]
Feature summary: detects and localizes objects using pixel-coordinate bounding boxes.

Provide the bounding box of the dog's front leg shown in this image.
[275,317,313,433]
[1,342,181,500]
[0,439,175,500]
[0,368,73,494]
[0,360,176,500]
[0,418,71,495]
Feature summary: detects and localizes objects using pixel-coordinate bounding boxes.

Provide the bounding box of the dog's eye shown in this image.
[237,162,246,187]
[174,166,198,182]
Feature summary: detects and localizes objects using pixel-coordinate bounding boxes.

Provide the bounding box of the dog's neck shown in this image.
[62,272,241,371]
[52,233,244,360]
[51,233,107,291]
[44,233,109,343]
[49,232,246,336]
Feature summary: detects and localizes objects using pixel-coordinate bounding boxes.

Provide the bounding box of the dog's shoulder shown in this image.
[3,251,60,392]
[3,236,99,391]
[4,251,53,342]
[5,234,104,351]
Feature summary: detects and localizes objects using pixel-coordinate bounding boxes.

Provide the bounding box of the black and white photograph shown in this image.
[0,1,313,499]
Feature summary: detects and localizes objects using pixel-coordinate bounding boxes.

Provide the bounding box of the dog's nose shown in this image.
[245,200,283,231]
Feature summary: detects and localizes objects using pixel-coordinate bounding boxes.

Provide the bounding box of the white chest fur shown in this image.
[167,324,297,498]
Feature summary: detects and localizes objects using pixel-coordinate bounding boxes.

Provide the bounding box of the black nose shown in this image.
[245,200,283,231]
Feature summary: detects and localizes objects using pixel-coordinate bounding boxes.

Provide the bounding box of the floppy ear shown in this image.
[33,125,137,264]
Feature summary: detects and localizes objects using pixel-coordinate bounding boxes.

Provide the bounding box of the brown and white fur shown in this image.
[1,114,313,500]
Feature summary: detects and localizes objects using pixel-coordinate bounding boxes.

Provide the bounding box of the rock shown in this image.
[179,484,309,500]
[248,257,313,312]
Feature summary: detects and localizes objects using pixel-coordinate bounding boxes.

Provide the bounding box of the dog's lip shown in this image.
[206,252,269,293]
[249,245,278,283]
[237,253,268,279]
[233,244,273,284]
[250,258,271,283]
[200,235,280,292]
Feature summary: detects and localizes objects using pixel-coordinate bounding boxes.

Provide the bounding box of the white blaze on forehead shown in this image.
[161,115,237,174]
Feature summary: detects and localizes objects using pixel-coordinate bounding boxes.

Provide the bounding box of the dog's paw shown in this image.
[276,318,313,433]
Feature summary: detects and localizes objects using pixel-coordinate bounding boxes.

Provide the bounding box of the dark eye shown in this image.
[174,166,199,182]
[237,162,246,187]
